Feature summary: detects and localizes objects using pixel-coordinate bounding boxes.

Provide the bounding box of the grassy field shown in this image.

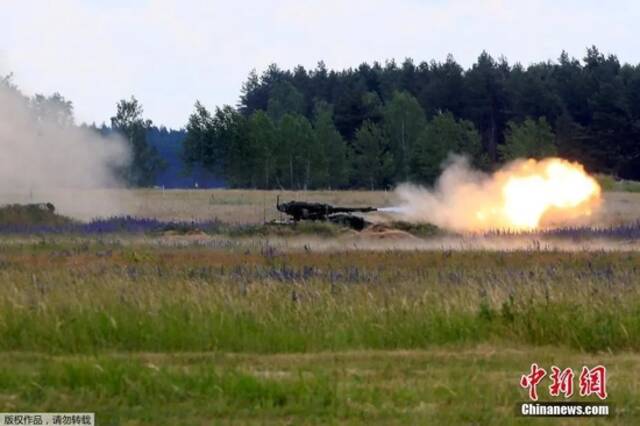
[2,346,637,425]
[2,245,640,353]
[0,240,639,423]
[2,189,640,424]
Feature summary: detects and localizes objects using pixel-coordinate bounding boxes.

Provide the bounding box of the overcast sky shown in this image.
[2,0,639,128]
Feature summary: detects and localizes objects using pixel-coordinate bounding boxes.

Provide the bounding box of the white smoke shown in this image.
[0,79,131,219]
[391,156,491,231]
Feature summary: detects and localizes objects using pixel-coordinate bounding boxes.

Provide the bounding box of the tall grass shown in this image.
[1,243,639,353]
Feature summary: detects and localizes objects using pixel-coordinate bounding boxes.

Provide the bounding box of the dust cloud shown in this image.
[0,80,132,219]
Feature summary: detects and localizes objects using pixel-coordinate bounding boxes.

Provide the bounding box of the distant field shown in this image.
[0,189,393,223]
[122,189,640,226]
[2,185,640,227]
[7,188,635,226]
[126,189,396,223]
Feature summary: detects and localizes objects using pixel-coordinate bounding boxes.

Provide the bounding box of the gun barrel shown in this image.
[328,206,377,214]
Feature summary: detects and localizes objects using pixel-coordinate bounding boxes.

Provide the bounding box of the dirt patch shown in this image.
[358,224,418,240]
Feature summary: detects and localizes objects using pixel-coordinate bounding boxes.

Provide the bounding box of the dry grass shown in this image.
[126,189,396,223]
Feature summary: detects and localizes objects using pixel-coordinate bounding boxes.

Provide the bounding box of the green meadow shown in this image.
[0,240,639,424]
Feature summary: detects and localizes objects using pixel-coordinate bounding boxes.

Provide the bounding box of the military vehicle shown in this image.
[276,197,377,230]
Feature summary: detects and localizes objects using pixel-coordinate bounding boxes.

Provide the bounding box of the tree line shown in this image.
[4,46,640,189]
[183,46,640,189]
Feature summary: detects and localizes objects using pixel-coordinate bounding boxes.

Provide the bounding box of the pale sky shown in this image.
[2,0,639,128]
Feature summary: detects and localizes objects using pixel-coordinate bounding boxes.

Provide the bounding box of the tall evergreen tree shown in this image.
[267,81,304,122]
[464,51,509,161]
[182,101,215,172]
[419,55,466,118]
[352,121,393,189]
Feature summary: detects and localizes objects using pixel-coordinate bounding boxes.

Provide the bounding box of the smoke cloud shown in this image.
[0,80,131,219]
[391,155,601,232]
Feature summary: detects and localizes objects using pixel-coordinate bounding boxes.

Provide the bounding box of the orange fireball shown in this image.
[474,158,601,230]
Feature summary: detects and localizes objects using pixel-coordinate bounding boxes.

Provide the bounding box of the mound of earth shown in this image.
[0,203,73,227]
[358,223,418,240]
[161,228,208,237]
